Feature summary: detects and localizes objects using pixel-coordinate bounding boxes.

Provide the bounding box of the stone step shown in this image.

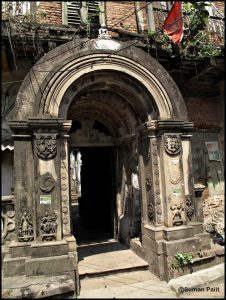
[2,274,75,299]
[3,254,26,277]
[78,241,149,279]
[25,254,75,277]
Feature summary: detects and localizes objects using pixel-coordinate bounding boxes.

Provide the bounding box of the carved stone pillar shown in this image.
[7,119,77,284]
[137,120,195,229]
[9,121,35,243]
[137,121,164,227]
[58,130,72,238]
[30,119,72,242]
[181,134,195,223]
[34,132,61,241]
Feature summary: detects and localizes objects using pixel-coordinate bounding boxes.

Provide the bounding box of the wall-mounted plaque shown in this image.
[40,195,51,205]
[205,141,221,161]
[172,188,182,197]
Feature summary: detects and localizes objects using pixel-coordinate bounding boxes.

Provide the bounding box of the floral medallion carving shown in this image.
[169,171,181,184]
[62,195,67,202]
[40,211,57,241]
[35,134,57,159]
[164,134,181,155]
[18,211,34,242]
[1,211,15,242]
[39,173,55,193]
[186,195,195,221]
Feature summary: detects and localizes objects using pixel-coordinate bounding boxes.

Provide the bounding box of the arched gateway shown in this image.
[7,36,210,292]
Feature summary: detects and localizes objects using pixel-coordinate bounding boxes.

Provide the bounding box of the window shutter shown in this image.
[87,1,100,25]
[63,1,100,26]
[65,1,81,26]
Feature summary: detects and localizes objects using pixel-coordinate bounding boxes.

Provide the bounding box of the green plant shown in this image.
[148,1,222,60]
[39,11,47,18]
[171,252,193,270]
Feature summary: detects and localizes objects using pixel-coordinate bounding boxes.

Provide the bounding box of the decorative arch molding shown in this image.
[14,38,188,121]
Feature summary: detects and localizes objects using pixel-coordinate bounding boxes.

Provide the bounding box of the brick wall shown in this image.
[105,1,138,32]
[214,1,225,13]
[184,96,224,129]
[203,194,224,235]
[36,1,62,25]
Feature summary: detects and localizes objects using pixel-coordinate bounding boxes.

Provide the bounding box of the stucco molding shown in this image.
[14,38,188,122]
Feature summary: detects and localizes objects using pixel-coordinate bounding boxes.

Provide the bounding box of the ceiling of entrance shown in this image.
[66,70,159,136]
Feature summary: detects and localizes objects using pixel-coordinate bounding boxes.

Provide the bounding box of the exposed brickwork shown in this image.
[214,1,225,13]
[203,194,224,235]
[185,96,223,129]
[105,1,138,32]
[36,2,62,25]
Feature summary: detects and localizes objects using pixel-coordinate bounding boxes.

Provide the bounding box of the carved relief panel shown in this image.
[1,209,15,243]
[35,134,57,159]
[40,211,57,241]
[59,138,71,237]
[33,131,61,242]
[144,136,163,225]
[18,211,34,242]
[162,133,187,227]
[164,134,181,155]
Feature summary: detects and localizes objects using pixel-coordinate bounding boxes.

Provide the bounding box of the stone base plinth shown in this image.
[2,237,79,297]
[2,274,75,299]
[138,223,223,281]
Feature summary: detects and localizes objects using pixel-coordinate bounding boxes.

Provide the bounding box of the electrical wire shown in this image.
[33,12,184,73]
[32,1,153,67]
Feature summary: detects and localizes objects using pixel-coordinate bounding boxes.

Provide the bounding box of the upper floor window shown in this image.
[2,1,39,19]
[152,1,173,11]
[62,1,105,27]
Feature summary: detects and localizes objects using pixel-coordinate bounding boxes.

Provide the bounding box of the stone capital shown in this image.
[136,120,194,136]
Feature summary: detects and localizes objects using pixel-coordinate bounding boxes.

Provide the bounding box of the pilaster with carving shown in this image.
[181,134,196,222]
[59,135,72,237]
[9,120,35,242]
[161,133,187,227]
[137,121,164,226]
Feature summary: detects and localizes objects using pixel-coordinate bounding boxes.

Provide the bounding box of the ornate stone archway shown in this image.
[6,37,211,289]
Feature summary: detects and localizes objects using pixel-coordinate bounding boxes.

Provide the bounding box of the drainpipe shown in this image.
[146,2,155,32]
[30,1,37,23]
[134,1,145,34]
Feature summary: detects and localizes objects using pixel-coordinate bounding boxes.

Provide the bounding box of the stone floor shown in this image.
[77,268,224,299]
[78,241,148,277]
[77,242,224,299]
[2,239,224,299]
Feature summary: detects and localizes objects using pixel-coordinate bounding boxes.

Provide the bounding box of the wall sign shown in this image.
[172,188,182,197]
[205,141,221,161]
[40,195,52,205]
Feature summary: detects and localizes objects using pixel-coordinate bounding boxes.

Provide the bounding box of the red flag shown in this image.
[163,1,183,44]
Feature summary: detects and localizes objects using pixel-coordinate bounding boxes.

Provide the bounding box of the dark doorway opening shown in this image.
[72,147,115,245]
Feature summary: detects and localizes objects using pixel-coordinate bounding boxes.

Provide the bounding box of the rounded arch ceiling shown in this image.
[14,38,188,122]
[66,70,160,136]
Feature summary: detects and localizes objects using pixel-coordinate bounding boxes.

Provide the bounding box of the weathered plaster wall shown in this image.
[203,192,224,235]
[1,151,14,196]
